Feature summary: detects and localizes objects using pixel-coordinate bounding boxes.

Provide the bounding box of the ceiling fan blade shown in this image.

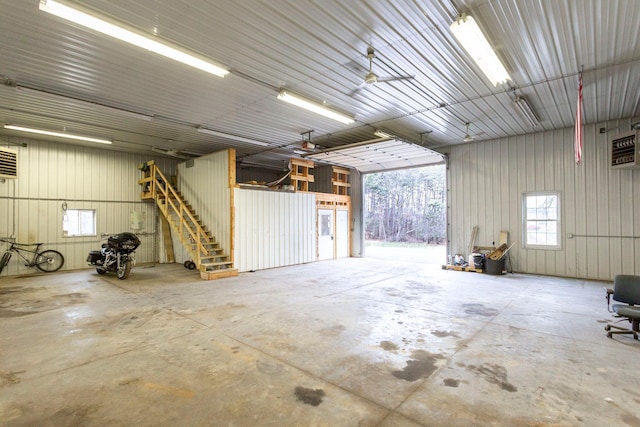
[376,75,415,83]
[151,147,200,159]
[350,81,368,96]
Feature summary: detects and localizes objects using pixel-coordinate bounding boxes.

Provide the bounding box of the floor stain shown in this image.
[432,330,461,338]
[380,340,398,351]
[0,370,26,386]
[467,363,518,392]
[0,286,40,295]
[461,303,499,317]
[225,303,247,309]
[0,309,45,318]
[621,412,640,426]
[294,386,325,406]
[48,405,99,426]
[118,378,140,386]
[392,350,443,382]
[318,324,345,336]
[406,280,441,294]
[53,293,88,304]
[256,359,284,375]
[443,378,460,387]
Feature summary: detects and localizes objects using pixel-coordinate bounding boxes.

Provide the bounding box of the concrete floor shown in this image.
[1,257,639,427]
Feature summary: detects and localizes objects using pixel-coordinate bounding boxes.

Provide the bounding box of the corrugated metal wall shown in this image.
[350,169,364,257]
[309,165,333,193]
[448,121,640,280]
[234,189,315,272]
[236,167,282,186]
[0,137,177,275]
[176,151,231,263]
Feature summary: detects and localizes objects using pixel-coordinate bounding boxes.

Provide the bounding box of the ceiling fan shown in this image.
[151,146,201,160]
[463,123,475,142]
[351,46,415,94]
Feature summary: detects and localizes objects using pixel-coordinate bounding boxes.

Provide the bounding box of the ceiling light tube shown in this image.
[374,129,395,139]
[39,0,229,77]
[450,14,510,86]
[4,124,112,144]
[197,127,270,146]
[513,96,540,127]
[277,90,355,124]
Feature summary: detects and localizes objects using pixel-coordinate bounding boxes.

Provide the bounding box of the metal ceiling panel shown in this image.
[0,0,639,169]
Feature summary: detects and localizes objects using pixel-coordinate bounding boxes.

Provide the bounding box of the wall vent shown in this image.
[610,131,640,169]
[0,147,18,179]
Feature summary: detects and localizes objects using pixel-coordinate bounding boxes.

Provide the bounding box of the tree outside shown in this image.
[364,165,446,243]
[364,165,447,264]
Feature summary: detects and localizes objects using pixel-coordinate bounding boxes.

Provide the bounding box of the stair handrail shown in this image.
[148,164,209,263]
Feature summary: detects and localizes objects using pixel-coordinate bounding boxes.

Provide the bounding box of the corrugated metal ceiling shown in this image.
[0,0,639,171]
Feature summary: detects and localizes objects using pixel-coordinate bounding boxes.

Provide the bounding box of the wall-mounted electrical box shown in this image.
[0,147,18,179]
[610,130,640,169]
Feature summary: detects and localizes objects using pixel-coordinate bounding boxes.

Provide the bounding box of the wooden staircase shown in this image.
[138,161,238,280]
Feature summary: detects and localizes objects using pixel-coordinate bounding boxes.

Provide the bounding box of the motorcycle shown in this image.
[87,232,140,280]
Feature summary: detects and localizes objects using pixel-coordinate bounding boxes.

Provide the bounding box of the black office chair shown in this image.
[605,275,640,340]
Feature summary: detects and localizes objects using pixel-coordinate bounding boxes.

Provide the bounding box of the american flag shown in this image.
[574,72,583,164]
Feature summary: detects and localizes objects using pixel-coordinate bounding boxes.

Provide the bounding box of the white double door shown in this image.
[318,208,349,260]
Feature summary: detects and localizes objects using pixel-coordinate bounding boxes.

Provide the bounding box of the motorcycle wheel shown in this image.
[96,268,107,275]
[117,260,132,280]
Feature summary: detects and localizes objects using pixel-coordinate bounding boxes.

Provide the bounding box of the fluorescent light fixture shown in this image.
[513,96,540,127]
[197,127,270,147]
[374,129,395,139]
[39,0,228,77]
[4,124,112,144]
[450,14,510,86]
[277,90,355,124]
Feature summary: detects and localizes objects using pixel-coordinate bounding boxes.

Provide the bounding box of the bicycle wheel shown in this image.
[35,250,65,272]
[0,251,11,273]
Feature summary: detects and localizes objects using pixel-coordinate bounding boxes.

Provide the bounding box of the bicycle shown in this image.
[0,239,65,274]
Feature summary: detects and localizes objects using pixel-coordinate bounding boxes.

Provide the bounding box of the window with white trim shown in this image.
[63,209,97,237]
[523,192,560,249]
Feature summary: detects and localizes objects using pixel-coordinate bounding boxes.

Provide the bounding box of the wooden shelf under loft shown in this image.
[137,160,156,200]
[332,166,351,196]
[290,158,315,192]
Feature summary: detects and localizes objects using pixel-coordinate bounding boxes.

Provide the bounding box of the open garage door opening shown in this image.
[364,164,446,265]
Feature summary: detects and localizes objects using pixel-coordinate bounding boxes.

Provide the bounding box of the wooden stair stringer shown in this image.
[139,161,237,280]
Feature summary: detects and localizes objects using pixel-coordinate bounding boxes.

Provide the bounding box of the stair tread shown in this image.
[142,165,233,277]
[200,261,233,268]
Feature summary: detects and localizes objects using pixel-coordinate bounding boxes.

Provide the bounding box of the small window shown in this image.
[63,209,96,237]
[320,214,331,236]
[523,192,560,249]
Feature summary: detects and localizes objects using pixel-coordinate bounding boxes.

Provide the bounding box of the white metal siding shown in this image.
[177,151,232,262]
[350,169,364,257]
[448,121,640,280]
[234,188,315,272]
[0,138,177,275]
